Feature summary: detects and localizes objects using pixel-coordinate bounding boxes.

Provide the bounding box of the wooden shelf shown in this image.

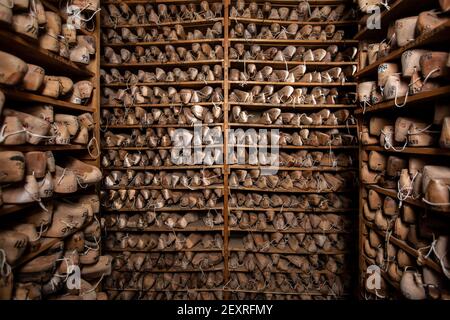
[230,187,351,194]
[106,223,224,233]
[0,145,85,152]
[101,0,351,4]
[103,205,224,213]
[356,22,450,78]
[229,165,356,171]
[223,288,348,296]
[231,17,358,26]
[102,18,224,29]
[105,288,222,292]
[104,185,223,190]
[101,59,223,69]
[0,203,35,218]
[103,38,223,47]
[102,145,222,150]
[365,184,425,209]
[363,145,450,157]
[0,30,93,78]
[354,0,441,40]
[103,123,223,129]
[230,38,359,45]
[229,226,350,234]
[364,221,444,276]
[229,81,357,87]
[101,102,223,108]
[229,102,357,109]
[103,81,223,87]
[230,145,358,150]
[1,87,94,113]
[355,85,450,115]
[112,266,225,273]
[230,60,358,68]
[103,165,223,171]
[230,207,356,213]
[105,245,223,253]
[228,123,357,129]
[230,268,348,275]
[229,239,349,254]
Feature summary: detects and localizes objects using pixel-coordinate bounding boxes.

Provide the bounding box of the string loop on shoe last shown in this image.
[87,136,101,159]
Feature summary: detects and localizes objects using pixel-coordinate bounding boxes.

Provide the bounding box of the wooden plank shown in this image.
[230,17,358,26]
[229,226,351,234]
[101,18,224,29]
[0,29,93,77]
[355,85,450,115]
[103,80,223,87]
[101,59,224,68]
[363,145,450,157]
[229,207,357,213]
[0,145,85,152]
[229,102,357,109]
[1,87,94,113]
[101,102,223,108]
[229,165,356,171]
[103,165,224,170]
[230,38,359,45]
[104,185,224,191]
[103,39,224,47]
[229,187,352,193]
[228,123,357,129]
[229,81,357,87]
[230,60,358,68]
[103,123,224,129]
[103,206,224,212]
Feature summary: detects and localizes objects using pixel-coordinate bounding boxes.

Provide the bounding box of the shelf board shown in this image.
[0,203,35,218]
[231,17,358,26]
[229,80,357,87]
[356,22,450,77]
[105,245,223,253]
[229,226,350,234]
[229,102,357,109]
[101,18,224,29]
[230,187,352,194]
[354,0,441,40]
[0,145,85,152]
[102,145,222,151]
[364,221,443,276]
[363,145,450,157]
[112,266,225,273]
[101,102,223,108]
[230,207,357,213]
[228,239,349,254]
[106,224,224,233]
[101,0,351,4]
[102,205,224,212]
[103,123,223,129]
[230,59,358,68]
[104,185,223,190]
[0,29,93,77]
[1,87,94,113]
[223,288,348,296]
[103,165,223,171]
[102,80,223,87]
[228,123,357,129]
[104,288,222,292]
[354,85,450,115]
[230,145,358,150]
[365,184,425,209]
[103,38,223,47]
[230,38,358,45]
[229,165,356,171]
[101,59,223,69]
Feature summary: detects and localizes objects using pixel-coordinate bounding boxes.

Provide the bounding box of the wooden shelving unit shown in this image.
[98,0,359,300]
[355,0,450,300]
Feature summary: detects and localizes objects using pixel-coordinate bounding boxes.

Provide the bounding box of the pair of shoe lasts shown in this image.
[230,44,358,63]
[103,209,223,230]
[101,65,223,85]
[103,44,222,66]
[105,232,223,251]
[238,232,347,253]
[1,108,94,146]
[231,1,350,22]
[229,85,340,105]
[102,86,223,106]
[103,169,222,188]
[230,209,349,232]
[230,192,351,210]
[230,65,352,83]
[400,265,450,300]
[111,251,223,272]
[103,188,223,211]
[229,170,351,191]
